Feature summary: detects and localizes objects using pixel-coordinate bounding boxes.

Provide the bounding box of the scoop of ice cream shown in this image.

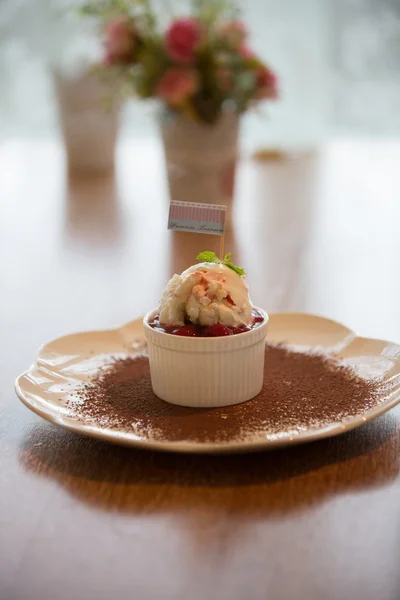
[159,262,252,327]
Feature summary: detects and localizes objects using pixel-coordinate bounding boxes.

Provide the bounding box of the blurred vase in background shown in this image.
[83,0,278,203]
[160,108,239,205]
[0,0,120,173]
[54,71,119,173]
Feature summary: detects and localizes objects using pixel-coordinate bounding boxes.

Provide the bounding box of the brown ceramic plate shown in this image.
[15,313,400,453]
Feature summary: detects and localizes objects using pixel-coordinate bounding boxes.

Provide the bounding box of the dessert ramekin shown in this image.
[143,307,269,407]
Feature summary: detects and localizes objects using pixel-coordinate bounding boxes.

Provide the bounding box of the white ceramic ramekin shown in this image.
[143,307,269,408]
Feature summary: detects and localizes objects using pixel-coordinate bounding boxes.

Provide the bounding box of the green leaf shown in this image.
[224,261,245,276]
[196,250,245,276]
[196,251,220,264]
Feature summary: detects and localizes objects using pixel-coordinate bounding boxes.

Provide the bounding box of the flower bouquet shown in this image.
[83,0,278,203]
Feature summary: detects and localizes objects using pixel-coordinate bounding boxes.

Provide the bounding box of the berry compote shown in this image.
[149,309,264,337]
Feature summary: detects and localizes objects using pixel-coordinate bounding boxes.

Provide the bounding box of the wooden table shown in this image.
[1,137,399,600]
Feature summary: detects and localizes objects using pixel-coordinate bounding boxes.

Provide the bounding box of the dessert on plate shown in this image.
[144,252,268,407]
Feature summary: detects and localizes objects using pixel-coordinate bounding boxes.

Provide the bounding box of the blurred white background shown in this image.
[1,0,400,152]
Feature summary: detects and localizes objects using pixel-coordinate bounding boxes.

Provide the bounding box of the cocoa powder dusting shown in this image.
[68,345,385,444]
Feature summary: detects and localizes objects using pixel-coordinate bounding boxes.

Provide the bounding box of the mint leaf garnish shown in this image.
[224,262,245,276]
[196,251,245,276]
[196,251,220,264]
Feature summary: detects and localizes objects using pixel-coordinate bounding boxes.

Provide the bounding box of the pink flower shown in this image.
[255,67,278,100]
[156,68,199,107]
[165,18,202,64]
[104,17,136,64]
[217,20,247,48]
[239,44,255,59]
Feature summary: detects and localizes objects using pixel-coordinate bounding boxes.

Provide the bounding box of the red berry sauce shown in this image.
[149,309,264,337]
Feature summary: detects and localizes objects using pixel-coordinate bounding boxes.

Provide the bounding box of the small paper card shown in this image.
[168,201,226,235]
